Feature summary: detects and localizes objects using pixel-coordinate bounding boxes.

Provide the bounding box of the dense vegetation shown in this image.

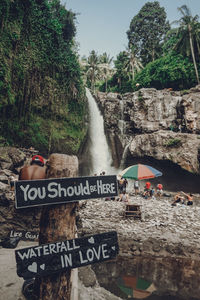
[81,2,200,94]
[0,0,87,154]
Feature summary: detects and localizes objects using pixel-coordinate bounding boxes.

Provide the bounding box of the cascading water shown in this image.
[86,88,118,176]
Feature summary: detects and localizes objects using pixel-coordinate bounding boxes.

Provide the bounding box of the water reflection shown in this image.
[117,276,156,299]
[92,256,200,300]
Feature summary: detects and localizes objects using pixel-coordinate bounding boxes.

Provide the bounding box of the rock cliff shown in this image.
[95,86,200,174]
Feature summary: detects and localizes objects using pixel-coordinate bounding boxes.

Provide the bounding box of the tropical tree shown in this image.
[124,46,143,81]
[172,5,200,84]
[98,52,113,92]
[127,1,170,65]
[86,50,99,92]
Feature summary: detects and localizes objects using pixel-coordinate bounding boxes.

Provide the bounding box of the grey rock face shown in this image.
[95,86,200,173]
[129,130,200,173]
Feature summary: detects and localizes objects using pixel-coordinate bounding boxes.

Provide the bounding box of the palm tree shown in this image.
[98,52,113,92]
[172,5,200,84]
[125,46,143,81]
[86,50,99,92]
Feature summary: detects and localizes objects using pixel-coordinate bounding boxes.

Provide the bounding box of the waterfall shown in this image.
[118,100,125,135]
[86,88,118,176]
[120,143,130,169]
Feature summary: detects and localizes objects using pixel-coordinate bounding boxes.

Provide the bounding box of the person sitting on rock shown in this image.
[19,155,46,180]
[120,190,129,204]
[181,191,193,206]
[172,193,185,206]
[156,183,163,196]
[19,154,46,299]
[134,180,139,195]
[143,189,150,199]
[118,176,124,194]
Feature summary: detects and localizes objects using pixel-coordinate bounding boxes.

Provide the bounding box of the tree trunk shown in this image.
[189,26,200,84]
[38,153,78,300]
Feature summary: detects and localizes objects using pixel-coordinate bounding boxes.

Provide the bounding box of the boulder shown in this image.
[129,130,200,173]
[0,147,26,171]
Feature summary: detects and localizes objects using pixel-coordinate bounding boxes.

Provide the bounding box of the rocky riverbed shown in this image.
[78,193,200,260]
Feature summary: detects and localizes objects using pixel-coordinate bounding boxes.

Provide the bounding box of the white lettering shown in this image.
[93,246,101,260]
[83,180,91,195]
[66,240,73,251]
[37,187,46,199]
[79,251,88,264]
[61,255,65,268]
[73,239,80,250]
[43,245,49,255]
[28,188,38,201]
[86,249,94,262]
[74,185,81,196]
[110,183,116,193]
[64,253,72,267]
[49,243,57,254]
[56,242,61,253]
[97,180,103,194]
[58,184,66,197]
[48,182,58,198]
[34,246,43,256]
[67,186,74,197]
[17,249,30,260]
[25,232,38,240]
[102,244,109,258]
[60,242,67,252]
[10,230,22,238]
[19,184,30,201]
[30,248,37,258]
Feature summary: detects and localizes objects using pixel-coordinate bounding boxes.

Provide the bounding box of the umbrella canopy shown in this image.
[119,164,162,180]
[117,276,156,299]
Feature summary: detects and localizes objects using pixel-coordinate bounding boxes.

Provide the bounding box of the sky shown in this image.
[61,0,200,60]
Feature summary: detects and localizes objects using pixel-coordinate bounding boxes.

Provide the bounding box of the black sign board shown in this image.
[15,231,118,279]
[15,175,118,209]
[8,230,38,241]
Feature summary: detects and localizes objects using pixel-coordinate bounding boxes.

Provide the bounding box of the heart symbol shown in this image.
[28,262,37,273]
[112,246,116,251]
[88,237,95,244]
[40,264,45,270]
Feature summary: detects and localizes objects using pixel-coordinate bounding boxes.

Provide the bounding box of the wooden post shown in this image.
[38,153,78,300]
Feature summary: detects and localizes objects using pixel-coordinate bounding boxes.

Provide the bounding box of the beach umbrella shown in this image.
[119,164,162,180]
[117,276,156,299]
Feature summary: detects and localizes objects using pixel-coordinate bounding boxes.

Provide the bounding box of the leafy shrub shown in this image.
[132,53,198,90]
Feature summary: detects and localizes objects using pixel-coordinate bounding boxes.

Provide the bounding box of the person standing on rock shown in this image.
[134,180,139,195]
[19,155,46,180]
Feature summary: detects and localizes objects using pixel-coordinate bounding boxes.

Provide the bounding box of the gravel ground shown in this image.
[78,193,200,259]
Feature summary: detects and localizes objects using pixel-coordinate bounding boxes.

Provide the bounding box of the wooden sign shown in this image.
[15,231,118,279]
[15,175,118,209]
[8,230,39,241]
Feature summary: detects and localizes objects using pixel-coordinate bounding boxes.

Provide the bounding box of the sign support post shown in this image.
[37,153,78,300]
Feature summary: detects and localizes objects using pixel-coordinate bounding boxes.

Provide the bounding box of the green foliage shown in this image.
[127,1,170,65]
[164,138,182,148]
[0,0,87,154]
[132,53,198,90]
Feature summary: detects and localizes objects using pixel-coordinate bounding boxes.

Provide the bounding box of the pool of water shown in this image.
[92,255,200,300]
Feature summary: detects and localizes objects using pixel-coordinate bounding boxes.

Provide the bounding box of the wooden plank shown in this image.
[15,175,118,209]
[15,231,119,279]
